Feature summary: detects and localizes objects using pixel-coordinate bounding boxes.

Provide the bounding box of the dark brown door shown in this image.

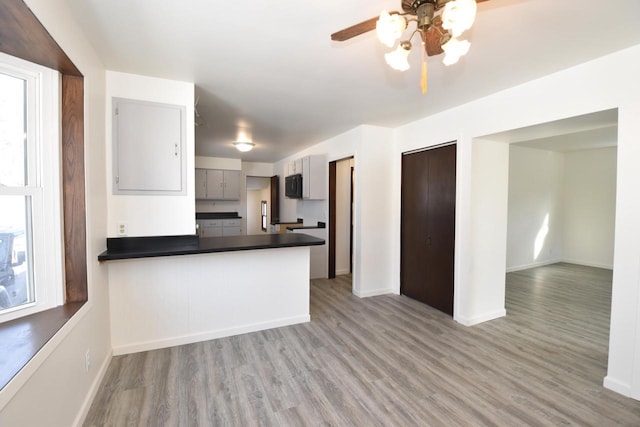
[270,175,279,224]
[401,144,456,315]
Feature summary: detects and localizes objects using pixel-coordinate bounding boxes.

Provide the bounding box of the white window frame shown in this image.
[0,52,63,323]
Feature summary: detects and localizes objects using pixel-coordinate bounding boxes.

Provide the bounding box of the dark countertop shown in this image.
[286,221,326,231]
[98,233,325,261]
[196,212,241,220]
[271,218,303,225]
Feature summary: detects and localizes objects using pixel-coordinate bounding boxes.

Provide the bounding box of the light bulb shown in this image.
[442,37,470,66]
[376,10,407,48]
[233,141,255,152]
[384,42,411,71]
[441,0,477,38]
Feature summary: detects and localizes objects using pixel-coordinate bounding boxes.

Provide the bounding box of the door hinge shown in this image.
[115,175,119,184]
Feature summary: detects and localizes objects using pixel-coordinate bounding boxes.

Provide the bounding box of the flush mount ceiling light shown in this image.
[331,0,487,93]
[233,141,255,152]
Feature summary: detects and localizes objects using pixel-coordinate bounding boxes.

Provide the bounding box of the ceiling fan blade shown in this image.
[421,21,445,56]
[331,11,399,42]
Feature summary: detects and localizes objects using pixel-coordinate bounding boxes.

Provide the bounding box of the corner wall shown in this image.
[506,146,617,271]
[507,146,565,271]
[563,147,617,268]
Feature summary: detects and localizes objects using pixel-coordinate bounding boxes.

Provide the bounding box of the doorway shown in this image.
[328,157,354,279]
[477,108,618,387]
[401,143,456,315]
[246,176,271,235]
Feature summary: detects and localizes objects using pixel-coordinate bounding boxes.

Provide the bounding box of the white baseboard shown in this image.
[353,287,393,298]
[507,258,613,273]
[456,308,506,326]
[335,268,350,276]
[73,348,113,427]
[112,315,310,356]
[560,258,613,270]
[603,376,634,399]
[506,259,563,273]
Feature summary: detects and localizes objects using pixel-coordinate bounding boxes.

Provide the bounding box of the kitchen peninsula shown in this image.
[99,233,324,355]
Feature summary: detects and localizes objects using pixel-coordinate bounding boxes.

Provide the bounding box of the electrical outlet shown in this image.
[85,349,91,373]
[117,222,128,236]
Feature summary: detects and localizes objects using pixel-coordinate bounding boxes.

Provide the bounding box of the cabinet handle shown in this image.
[427,237,432,245]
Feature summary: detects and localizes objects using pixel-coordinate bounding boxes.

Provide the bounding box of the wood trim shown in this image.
[328,161,336,279]
[61,75,87,302]
[350,166,354,274]
[0,0,81,76]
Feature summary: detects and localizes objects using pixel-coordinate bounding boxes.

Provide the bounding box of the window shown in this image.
[0,52,62,322]
[261,200,267,232]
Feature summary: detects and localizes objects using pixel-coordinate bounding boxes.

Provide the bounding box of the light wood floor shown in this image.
[85,263,640,426]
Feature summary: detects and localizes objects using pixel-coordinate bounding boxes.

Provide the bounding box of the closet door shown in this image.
[401,144,456,315]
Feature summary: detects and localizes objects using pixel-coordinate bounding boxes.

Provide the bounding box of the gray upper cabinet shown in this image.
[113,98,186,195]
[196,168,241,200]
[195,169,207,199]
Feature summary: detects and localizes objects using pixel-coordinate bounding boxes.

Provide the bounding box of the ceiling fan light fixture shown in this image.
[385,41,412,71]
[442,37,470,66]
[233,141,255,152]
[376,10,407,47]
[441,0,477,38]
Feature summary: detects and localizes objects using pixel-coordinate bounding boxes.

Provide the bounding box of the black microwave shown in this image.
[285,174,303,198]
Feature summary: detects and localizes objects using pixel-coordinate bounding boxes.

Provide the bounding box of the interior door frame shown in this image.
[328,156,354,279]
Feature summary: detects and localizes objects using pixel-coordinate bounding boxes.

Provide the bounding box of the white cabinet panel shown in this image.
[113,98,186,195]
[302,155,326,200]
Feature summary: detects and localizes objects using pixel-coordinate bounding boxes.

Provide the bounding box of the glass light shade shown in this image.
[376,10,407,48]
[233,141,255,152]
[384,42,411,71]
[442,37,470,66]
[441,0,477,37]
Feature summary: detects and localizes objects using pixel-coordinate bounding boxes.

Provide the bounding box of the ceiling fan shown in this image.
[331,0,488,91]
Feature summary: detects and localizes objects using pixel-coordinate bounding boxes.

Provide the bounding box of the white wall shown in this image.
[108,247,310,355]
[507,146,565,271]
[335,158,352,275]
[275,125,394,296]
[507,146,617,271]
[464,140,510,325]
[394,45,640,399]
[563,147,617,268]
[0,0,111,426]
[106,71,195,237]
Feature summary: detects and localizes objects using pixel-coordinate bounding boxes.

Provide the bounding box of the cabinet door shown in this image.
[195,169,207,199]
[113,98,185,194]
[201,226,223,237]
[206,170,224,199]
[222,170,241,200]
[302,156,310,199]
[222,226,242,236]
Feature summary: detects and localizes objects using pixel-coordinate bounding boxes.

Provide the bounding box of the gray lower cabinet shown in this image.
[198,218,242,237]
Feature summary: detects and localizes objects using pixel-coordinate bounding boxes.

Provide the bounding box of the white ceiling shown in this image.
[67,0,640,162]
[479,109,618,152]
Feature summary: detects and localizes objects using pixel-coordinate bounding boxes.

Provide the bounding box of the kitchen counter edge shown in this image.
[98,233,325,262]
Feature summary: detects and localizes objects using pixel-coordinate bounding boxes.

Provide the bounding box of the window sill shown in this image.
[0,302,84,390]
